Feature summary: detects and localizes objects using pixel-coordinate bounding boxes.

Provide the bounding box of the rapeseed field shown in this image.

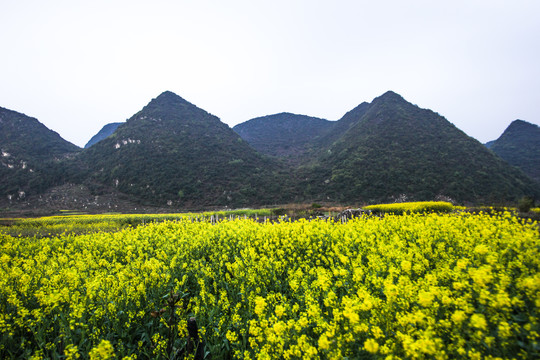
[0,211,538,359]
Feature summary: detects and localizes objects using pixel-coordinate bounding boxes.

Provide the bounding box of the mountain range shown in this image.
[1,91,538,211]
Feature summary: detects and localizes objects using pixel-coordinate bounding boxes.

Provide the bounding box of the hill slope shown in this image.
[85,122,123,148]
[297,91,539,204]
[0,107,81,198]
[233,113,334,161]
[488,120,540,183]
[81,91,290,207]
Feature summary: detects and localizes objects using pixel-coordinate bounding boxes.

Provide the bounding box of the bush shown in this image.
[271,208,287,216]
[518,196,534,213]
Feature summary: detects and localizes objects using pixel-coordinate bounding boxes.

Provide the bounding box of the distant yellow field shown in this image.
[364,201,454,214]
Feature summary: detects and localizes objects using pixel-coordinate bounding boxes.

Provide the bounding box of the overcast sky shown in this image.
[1,0,539,147]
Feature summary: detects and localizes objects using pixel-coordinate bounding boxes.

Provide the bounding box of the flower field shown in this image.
[0,211,539,359]
[363,201,454,215]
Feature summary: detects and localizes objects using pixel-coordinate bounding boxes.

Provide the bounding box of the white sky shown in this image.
[1,0,539,147]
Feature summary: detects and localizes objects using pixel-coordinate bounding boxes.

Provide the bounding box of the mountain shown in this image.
[81,91,290,207]
[295,91,540,204]
[314,102,370,150]
[85,122,123,148]
[2,91,538,211]
[232,113,333,161]
[488,120,540,183]
[0,106,81,198]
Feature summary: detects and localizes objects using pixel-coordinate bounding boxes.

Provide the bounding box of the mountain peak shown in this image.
[372,90,407,104]
[507,119,538,130]
[150,91,190,106]
[497,119,540,141]
[136,91,209,122]
[490,119,540,183]
[157,90,181,99]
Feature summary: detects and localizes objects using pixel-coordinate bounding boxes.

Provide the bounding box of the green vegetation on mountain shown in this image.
[84,122,123,148]
[295,91,539,204]
[488,120,540,183]
[0,107,81,198]
[81,91,291,207]
[233,113,333,161]
[2,91,538,210]
[313,102,370,151]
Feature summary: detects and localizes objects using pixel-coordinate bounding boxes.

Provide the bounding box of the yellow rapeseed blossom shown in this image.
[275,304,285,318]
[318,334,331,350]
[64,344,80,360]
[470,314,487,331]
[254,296,267,316]
[364,338,379,353]
[89,340,115,360]
[418,290,435,307]
[0,210,538,359]
[451,310,467,324]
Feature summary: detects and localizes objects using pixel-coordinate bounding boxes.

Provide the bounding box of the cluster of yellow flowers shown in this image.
[363,201,454,214]
[0,211,538,359]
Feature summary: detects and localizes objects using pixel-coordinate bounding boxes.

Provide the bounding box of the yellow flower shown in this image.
[474,244,489,255]
[470,314,487,331]
[64,344,80,360]
[273,321,286,336]
[451,310,466,324]
[318,334,331,350]
[364,338,379,353]
[89,340,115,360]
[371,326,384,339]
[401,260,412,273]
[226,330,238,343]
[498,321,512,338]
[254,296,266,316]
[469,266,493,286]
[456,259,468,270]
[343,306,360,325]
[275,304,285,318]
[418,290,435,307]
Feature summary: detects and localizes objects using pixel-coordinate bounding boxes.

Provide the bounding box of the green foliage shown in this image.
[232,113,334,161]
[517,196,534,213]
[489,120,540,183]
[271,208,287,216]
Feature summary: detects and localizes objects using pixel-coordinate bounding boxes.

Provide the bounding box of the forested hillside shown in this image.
[0,107,80,198]
[81,91,292,207]
[233,113,333,162]
[293,92,539,203]
[488,120,540,183]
